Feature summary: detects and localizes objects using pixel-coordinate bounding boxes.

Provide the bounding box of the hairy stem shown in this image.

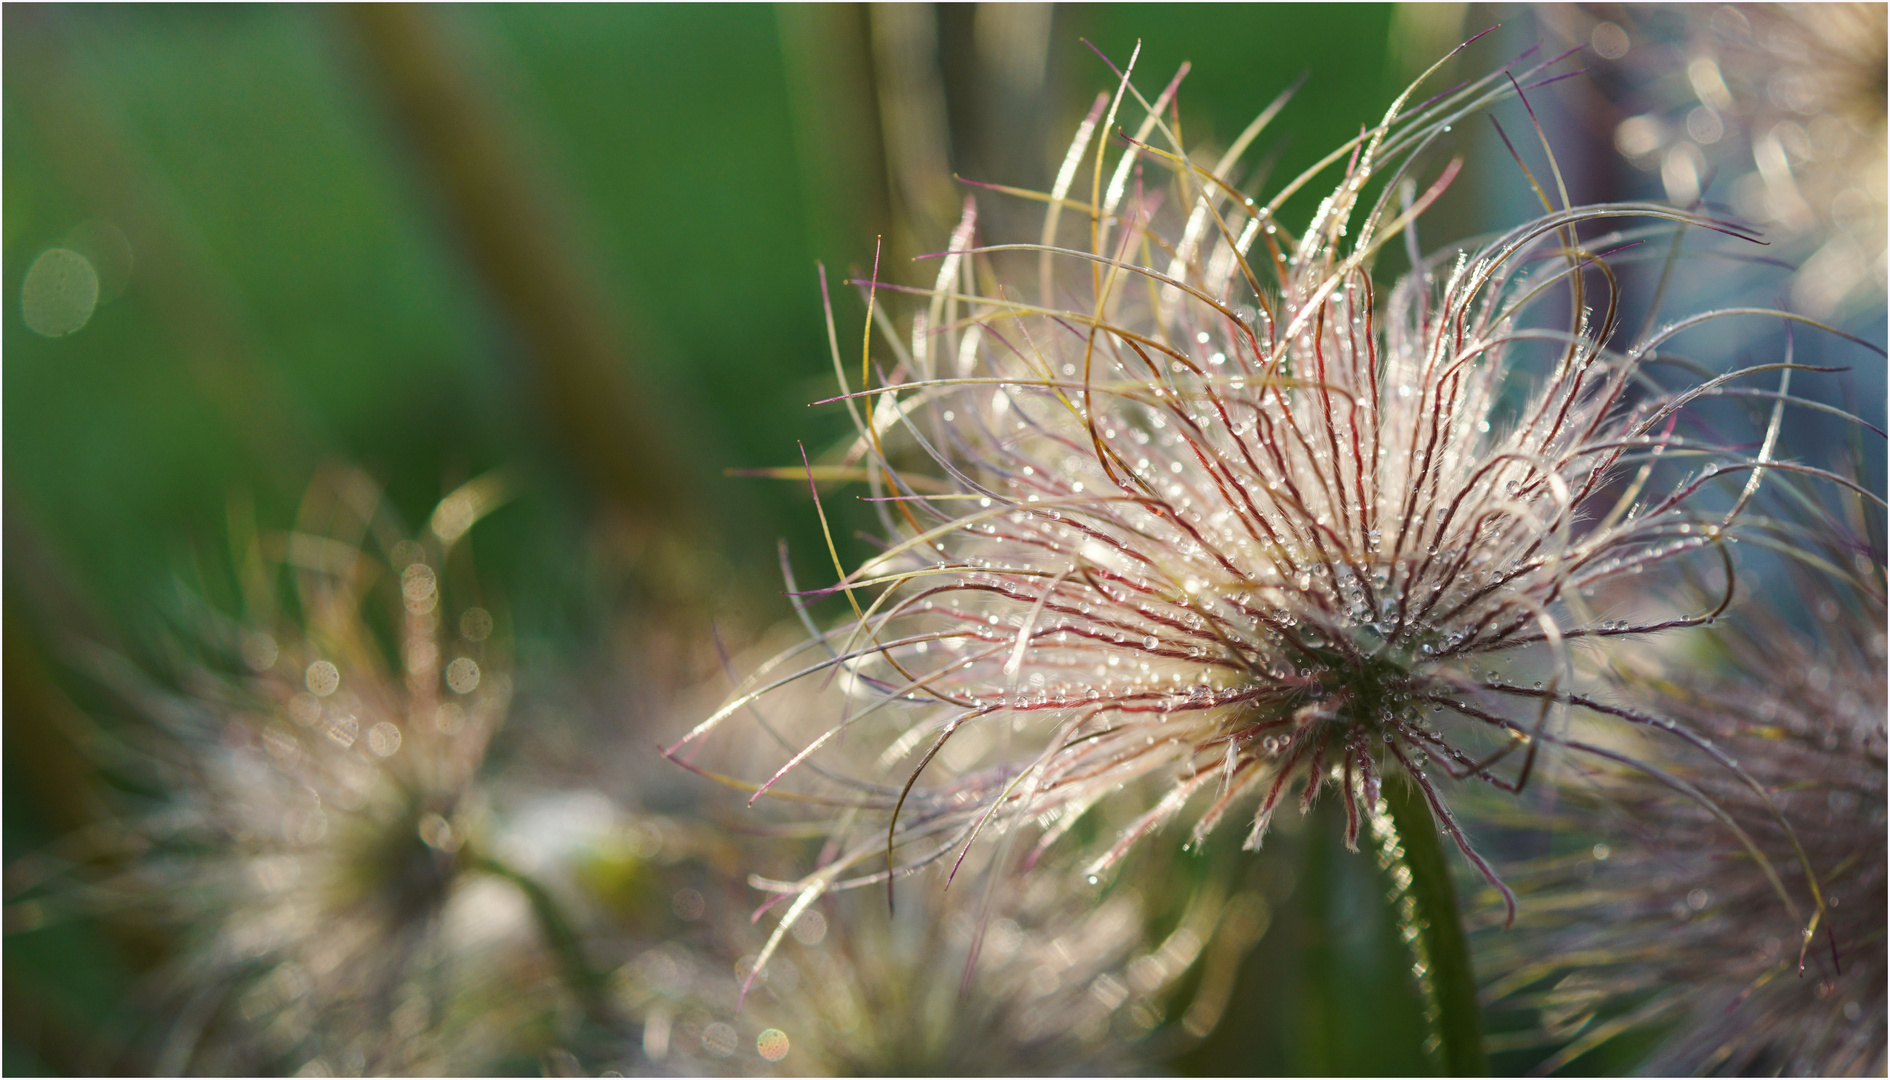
[1374,776,1488,1076]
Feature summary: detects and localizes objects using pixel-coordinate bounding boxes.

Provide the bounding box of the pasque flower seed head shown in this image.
[677,43,1875,968]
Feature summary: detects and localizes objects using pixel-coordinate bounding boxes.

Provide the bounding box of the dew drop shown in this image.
[445,657,481,694]
[305,660,340,697]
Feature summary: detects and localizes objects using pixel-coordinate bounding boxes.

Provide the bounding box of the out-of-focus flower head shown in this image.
[1477,491,1886,1076]
[12,468,567,1074]
[674,41,1872,956]
[1550,3,1887,318]
[608,844,1256,1076]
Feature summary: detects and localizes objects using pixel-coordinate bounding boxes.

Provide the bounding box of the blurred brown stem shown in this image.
[345,4,698,537]
[775,3,896,271]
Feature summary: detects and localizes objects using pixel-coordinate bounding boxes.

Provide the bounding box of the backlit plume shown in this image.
[675,44,1850,951]
[1478,507,1885,1076]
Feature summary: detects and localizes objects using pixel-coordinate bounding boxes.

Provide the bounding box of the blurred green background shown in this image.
[4,3,1445,638]
[18,4,1858,1076]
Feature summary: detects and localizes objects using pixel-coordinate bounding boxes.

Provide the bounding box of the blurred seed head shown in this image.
[608,850,1242,1076]
[6,469,565,1074]
[1478,501,1886,1075]
[1550,3,1889,317]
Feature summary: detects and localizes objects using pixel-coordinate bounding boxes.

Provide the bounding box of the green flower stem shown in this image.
[474,854,613,1026]
[1378,777,1488,1076]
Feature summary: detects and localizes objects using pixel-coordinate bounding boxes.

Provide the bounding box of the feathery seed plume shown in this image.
[675,42,1874,984]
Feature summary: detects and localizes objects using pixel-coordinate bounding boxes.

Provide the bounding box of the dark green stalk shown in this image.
[1374,777,1488,1076]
